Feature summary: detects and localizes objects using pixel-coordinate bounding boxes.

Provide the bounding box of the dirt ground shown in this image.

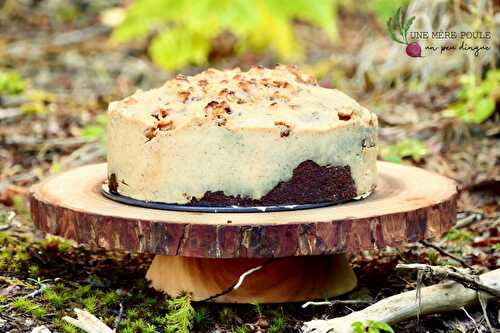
[0,1,498,332]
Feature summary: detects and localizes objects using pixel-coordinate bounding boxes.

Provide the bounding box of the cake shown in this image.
[106,65,378,206]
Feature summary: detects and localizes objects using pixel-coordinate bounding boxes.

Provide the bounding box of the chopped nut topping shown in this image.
[271,90,290,102]
[274,121,291,137]
[272,80,290,89]
[260,78,271,87]
[218,88,234,99]
[144,127,157,141]
[238,81,251,92]
[157,119,175,131]
[151,108,170,120]
[338,110,353,121]
[177,90,191,103]
[204,100,231,114]
[197,79,208,87]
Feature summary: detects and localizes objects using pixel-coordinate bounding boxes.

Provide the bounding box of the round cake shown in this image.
[106,65,378,206]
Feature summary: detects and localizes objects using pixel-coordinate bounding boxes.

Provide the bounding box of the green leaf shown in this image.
[351,322,364,333]
[380,139,431,163]
[372,321,395,333]
[0,71,26,96]
[396,7,406,43]
[403,15,415,39]
[386,17,406,44]
[471,98,495,124]
[441,69,499,124]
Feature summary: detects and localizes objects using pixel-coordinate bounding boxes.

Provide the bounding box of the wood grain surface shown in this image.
[30,162,457,258]
[146,254,357,303]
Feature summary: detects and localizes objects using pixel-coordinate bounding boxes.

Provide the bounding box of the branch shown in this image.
[63,308,114,333]
[397,264,500,297]
[302,267,500,333]
[419,240,474,269]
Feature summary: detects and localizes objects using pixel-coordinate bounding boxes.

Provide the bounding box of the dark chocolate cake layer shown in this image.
[189,160,357,206]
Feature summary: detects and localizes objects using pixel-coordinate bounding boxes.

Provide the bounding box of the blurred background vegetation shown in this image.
[0,0,499,332]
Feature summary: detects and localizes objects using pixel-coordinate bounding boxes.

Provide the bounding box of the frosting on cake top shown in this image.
[108,65,377,140]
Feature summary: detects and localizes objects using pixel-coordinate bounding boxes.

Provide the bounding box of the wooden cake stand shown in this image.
[30,162,457,303]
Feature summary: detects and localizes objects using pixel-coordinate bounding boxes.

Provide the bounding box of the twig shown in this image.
[397,264,500,297]
[199,259,276,302]
[0,211,15,231]
[113,303,123,330]
[454,212,484,229]
[419,240,474,270]
[302,300,372,308]
[302,267,500,333]
[25,284,48,298]
[460,306,480,333]
[63,308,113,333]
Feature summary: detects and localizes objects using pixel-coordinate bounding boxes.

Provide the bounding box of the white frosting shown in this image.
[107,65,378,204]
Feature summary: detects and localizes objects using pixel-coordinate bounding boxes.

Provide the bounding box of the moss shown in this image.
[219,306,235,324]
[232,326,250,333]
[160,294,195,333]
[43,288,66,308]
[102,291,120,306]
[268,316,287,333]
[83,295,98,313]
[61,322,79,333]
[11,297,47,318]
[193,306,209,330]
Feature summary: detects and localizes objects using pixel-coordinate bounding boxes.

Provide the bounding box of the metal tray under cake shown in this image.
[101,184,370,213]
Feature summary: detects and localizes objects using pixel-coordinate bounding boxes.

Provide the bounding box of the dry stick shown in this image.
[63,308,113,333]
[199,259,276,302]
[302,300,373,308]
[398,264,500,298]
[302,266,500,333]
[454,212,484,229]
[112,303,123,330]
[419,239,474,270]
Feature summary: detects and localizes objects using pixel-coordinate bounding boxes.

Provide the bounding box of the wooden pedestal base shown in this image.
[146,254,357,303]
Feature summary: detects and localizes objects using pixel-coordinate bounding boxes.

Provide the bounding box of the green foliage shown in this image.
[443,69,499,124]
[113,0,339,70]
[352,320,394,333]
[81,114,108,143]
[161,294,195,333]
[379,139,431,163]
[83,295,98,313]
[445,229,472,245]
[193,306,209,330]
[232,326,250,333]
[12,297,47,318]
[387,6,414,45]
[0,71,26,95]
[219,306,236,324]
[21,90,56,114]
[61,323,79,333]
[254,303,263,317]
[44,288,66,308]
[268,316,287,333]
[368,0,408,24]
[102,291,120,306]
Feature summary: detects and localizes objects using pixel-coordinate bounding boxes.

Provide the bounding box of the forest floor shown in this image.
[0,1,498,333]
